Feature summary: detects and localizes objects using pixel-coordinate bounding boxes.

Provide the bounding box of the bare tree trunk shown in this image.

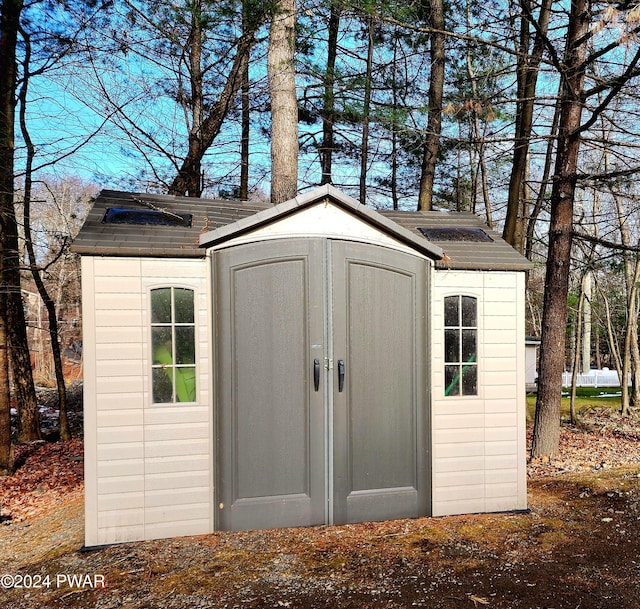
[17,27,70,440]
[24,233,70,440]
[479,138,493,228]
[455,122,464,211]
[630,298,640,409]
[570,282,585,424]
[609,187,640,411]
[531,0,590,460]
[186,0,203,197]
[594,275,624,393]
[268,0,298,204]
[464,17,492,227]
[417,0,444,211]
[320,0,340,186]
[239,30,250,200]
[581,270,592,374]
[7,278,40,442]
[620,260,640,416]
[503,0,553,253]
[0,0,22,470]
[468,116,477,215]
[239,0,262,201]
[359,13,374,205]
[525,93,561,261]
[390,29,399,210]
[168,27,257,197]
[0,290,10,472]
[1,0,40,445]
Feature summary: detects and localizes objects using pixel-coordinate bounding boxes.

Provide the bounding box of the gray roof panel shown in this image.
[72,188,531,271]
[381,210,533,271]
[71,190,269,258]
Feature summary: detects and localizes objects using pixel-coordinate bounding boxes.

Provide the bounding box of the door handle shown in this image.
[314,358,320,392]
[338,359,345,392]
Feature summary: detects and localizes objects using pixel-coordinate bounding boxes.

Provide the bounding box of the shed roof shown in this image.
[198,185,445,261]
[381,209,533,271]
[71,186,531,271]
[71,190,270,258]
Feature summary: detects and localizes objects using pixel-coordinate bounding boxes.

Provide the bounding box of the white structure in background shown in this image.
[525,337,540,391]
[562,368,627,388]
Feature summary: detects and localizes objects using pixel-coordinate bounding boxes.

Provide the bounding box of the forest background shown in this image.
[2,0,640,471]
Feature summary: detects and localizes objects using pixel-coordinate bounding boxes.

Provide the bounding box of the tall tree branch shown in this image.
[168,28,258,196]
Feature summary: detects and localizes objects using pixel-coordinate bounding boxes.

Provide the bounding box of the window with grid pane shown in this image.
[151,287,196,403]
[444,295,478,396]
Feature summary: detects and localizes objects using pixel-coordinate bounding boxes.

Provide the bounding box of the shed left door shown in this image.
[215,239,327,530]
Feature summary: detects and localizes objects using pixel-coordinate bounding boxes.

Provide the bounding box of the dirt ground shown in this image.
[1,408,640,609]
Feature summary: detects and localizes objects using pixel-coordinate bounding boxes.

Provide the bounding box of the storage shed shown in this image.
[72,185,532,547]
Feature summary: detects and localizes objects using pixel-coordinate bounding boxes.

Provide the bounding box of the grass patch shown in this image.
[392,523,451,551]
[536,527,571,551]
[566,465,640,491]
[569,387,623,398]
[526,388,622,423]
[149,548,273,596]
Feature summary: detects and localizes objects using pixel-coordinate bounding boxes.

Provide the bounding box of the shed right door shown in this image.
[330,241,429,524]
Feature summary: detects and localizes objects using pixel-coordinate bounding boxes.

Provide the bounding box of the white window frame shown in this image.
[150,286,198,405]
[443,294,479,397]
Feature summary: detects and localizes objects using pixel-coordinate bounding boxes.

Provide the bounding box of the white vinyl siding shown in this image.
[431,270,527,517]
[82,256,212,546]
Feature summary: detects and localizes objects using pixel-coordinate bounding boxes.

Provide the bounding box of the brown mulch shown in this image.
[0,440,84,524]
[0,410,639,609]
[527,407,640,476]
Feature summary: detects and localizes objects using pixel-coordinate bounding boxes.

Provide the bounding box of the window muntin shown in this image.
[444,295,478,396]
[151,287,196,403]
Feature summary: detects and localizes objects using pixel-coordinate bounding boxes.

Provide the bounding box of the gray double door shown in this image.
[215,238,429,531]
